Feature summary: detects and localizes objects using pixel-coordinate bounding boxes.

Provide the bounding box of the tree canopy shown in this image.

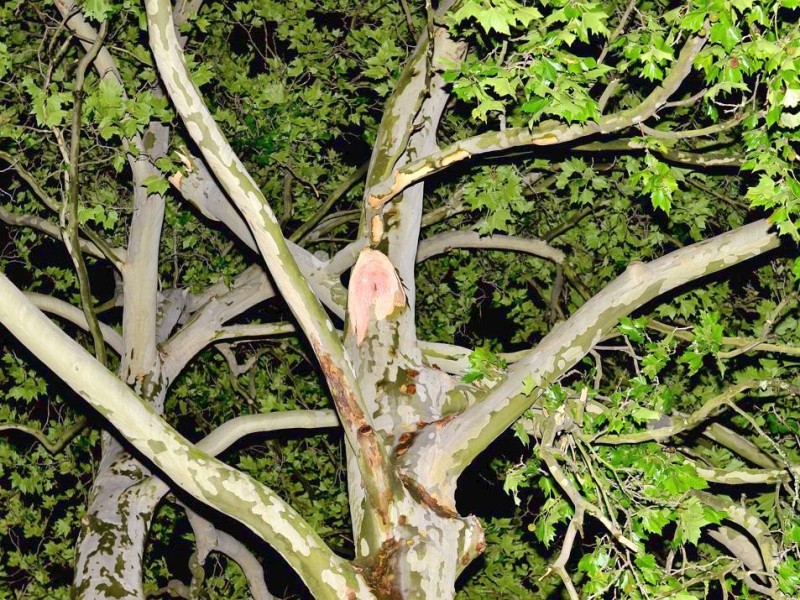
[0,0,799,598]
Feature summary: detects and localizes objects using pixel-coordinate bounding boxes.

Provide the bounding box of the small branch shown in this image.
[25,291,123,354]
[212,322,295,342]
[647,319,800,357]
[0,417,87,454]
[184,507,276,600]
[60,19,109,367]
[592,380,770,445]
[639,112,747,140]
[0,151,123,266]
[703,422,779,470]
[399,0,416,37]
[544,516,581,600]
[574,139,744,168]
[290,162,367,243]
[539,405,640,553]
[416,230,565,263]
[597,0,636,65]
[0,205,107,261]
[0,150,60,212]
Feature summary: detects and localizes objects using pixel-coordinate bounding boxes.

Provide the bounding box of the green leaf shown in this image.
[81,0,113,21]
[142,175,170,196]
[0,42,9,79]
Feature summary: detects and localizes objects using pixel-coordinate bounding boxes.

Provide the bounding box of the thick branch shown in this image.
[408,220,780,495]
[145,0,395,523]
[0,273,371,600]
[367,35,708,208]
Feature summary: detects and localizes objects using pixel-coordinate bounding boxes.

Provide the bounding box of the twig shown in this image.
[0,417,88,453]
[59,19,109,366]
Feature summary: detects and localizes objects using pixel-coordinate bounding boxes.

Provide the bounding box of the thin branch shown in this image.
[25,291,123,353]
[416,230,565,263]
[647,319,800,357]
[597,0,636,65]
[591,380,771,445]
[60,19,109,366]
[0,151,123,266]
[639,112,747,140]
[290,162,367,243]
[574,139,744,168]
[0,205,107,260]
[184,507,276,600]
[0,417,88,454]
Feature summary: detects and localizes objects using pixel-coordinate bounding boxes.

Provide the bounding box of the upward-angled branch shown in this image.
[401,219,781,499]
[144,0,395,523]
[367,34,708,208]
[0,273,372,600]
[61,20,109,367]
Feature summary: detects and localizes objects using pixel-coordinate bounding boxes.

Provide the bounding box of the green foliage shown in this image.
[1,0,800,597]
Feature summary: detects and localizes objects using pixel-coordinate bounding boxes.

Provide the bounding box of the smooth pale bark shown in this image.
[402,219,782,503]
[0,273,373,600]
[144,2,397,532]
[366,35,707,208]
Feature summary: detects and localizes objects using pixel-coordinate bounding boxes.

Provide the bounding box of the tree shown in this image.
[1,0,799,597]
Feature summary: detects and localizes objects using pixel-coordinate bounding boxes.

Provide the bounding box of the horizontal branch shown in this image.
[639,111,747,140]
[592,380,767,445]
[647,319,800,357]
[574,139,744,168]
[416,230,565,263]
[367,35,707,208]
[197,410,340,456]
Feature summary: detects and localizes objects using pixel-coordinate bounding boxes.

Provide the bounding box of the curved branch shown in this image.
[184,507,275,600]
[367,35,708,208]
[0,417,87,454]
[197,410,340,456]
[416,230,565,263]
[404,219,781,499]
[25,292,123,354]
[0,273,371,600]
[145,0,395,526]
[0,206,109,261]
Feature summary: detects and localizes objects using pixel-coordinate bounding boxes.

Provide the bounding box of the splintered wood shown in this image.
[347,248,405,345]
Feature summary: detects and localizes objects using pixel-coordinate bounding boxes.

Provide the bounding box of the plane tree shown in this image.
[1,0,800,598]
